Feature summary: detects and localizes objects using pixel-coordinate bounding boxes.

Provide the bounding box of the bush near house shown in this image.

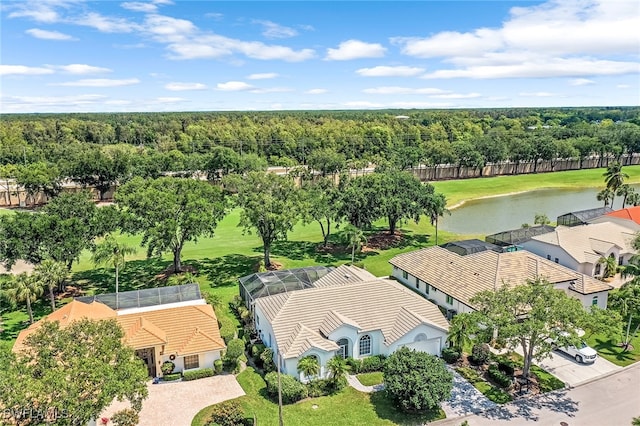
[487,364,512,389]
[264,372,308,404]
[361,354,386,372]
[110,409,140,426]
[162,373,182,381]
[470,343,491,365]
[183,368,215,381]
[206,400,246,426]
[441,347,460,364]
[345,357,362,373]
[214,359,224,374]
[160,361,175,375]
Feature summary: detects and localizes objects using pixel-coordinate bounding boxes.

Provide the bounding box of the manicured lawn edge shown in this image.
[586,322,640,367]
[356,372,384,386]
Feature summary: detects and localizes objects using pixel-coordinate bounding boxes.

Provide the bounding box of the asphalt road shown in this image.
[435,361,640,426]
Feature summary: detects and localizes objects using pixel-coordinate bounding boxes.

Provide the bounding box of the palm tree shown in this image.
[626,192,640,207]
[342,225,367,264]
[603,162,629,208]
[4,273,44,324]
[609,268,640,351]
[447,313,476,353]
[617,184,635,209]
[91,234,137,309]
[598,255,618,279]
[33,259,68,311]
[533,213,550,226]
[297,355,320,381]
[428,193,449,245]
[596,188,614,207]
[326,356,349,383]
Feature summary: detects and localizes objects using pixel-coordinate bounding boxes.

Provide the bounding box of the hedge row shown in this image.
[488,364,512,388]
[162,373,182,381]
[183,368,215,381]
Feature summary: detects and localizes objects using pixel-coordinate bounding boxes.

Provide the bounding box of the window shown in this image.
[402,270,408,279]
[183,355,199,370]
[595,263,601,275]
[554,258,559,263]
[547,254,551,260]
[415,277,420,289]
[359,335,371,356]
[446,294,454,305]
[619,256,624,266]
[425,283,429,295]
[592,296,599,306]
[337,339,349,359]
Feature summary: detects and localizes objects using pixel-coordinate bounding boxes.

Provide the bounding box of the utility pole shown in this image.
[277,352,284,426]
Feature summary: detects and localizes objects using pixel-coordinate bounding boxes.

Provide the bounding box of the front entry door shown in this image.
[135,348,157,377]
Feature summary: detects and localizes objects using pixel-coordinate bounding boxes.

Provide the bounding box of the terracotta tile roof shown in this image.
[117,304,225,356]
[389,247,612,309]
[13,301,225,356]
[607,206,640,224]
[255,277,449,360]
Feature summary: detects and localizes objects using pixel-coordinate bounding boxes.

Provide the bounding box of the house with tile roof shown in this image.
[13,288,225,378]
[589,206,640,231]
[389,246,612,316]
[253,266,449,381]
[520,222,636,278]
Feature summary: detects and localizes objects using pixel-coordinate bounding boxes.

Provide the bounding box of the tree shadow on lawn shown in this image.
[590,337,637,364]
[194,254,261,289]
[369,392,444,425]
[478,389,578,422]
[72,257,171,295]
[0,298,51,342]
[264,240,378,264]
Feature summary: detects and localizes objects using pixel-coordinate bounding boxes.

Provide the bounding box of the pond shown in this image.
[439,185,638,236]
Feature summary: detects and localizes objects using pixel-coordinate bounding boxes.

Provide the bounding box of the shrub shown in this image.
[488,364,512,388]
[441,347,461,364]
[471,343,490,365]
[110,409,139,426]
[345,357,362,374]
[455,366,482,383]
[162,373,182,381]
[264,372,308,404]
[361,355,386,372]
[498,360,515,376]
[207,400,245,426]
[220,326,235,344]
[260,348,275,372]
[183,368,215,381]
[307,378,331,397]
[251,343,265,358]
[226,339,246,361]
[214,359,224,374]
[160,361,175,375]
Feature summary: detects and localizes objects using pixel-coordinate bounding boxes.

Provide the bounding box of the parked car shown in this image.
[553,340,598,363]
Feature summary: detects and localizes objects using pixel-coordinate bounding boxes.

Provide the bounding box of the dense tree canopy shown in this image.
[0,319,148,425]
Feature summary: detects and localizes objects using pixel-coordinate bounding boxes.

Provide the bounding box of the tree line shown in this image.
[1,108,639,201]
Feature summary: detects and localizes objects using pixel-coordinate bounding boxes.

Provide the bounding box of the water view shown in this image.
[440,185,639,236]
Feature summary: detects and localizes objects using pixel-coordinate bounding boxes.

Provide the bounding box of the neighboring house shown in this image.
[556,207,613,227]
[440,239,503,256]
[520,222,636,277]
[485,225,555,248]
[13,285,225,378]
[389,246,612,314]
[253,265,449,381]
[589,206,640,231]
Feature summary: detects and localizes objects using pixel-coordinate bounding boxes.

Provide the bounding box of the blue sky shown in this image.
[1,0,638,113]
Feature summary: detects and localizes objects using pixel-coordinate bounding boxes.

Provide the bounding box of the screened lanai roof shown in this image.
[557,207,613,227]
[239,266,334,304]
[485,225,555,247]
[440,239,503,256]
[75,283,201,310]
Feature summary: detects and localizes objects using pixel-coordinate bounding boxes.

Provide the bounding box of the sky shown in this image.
[0,0,639,113]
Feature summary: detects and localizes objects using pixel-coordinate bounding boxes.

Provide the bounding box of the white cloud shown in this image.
[121,2,158,13]
[152,0,174,5]
[249,87,293,94]
[356,66,425,77]
[247,73,279,80]
[51,64,112,74]
[325,40,386,61]
[394,0,640,79]
[205,12,223,20]
[569,78,595,86]
[305,88,327,95]
[0,65,54,76]
[164,82,208,91]
[2,94,106,107]
[617,84,631,89]
[25,28,76,40]
[519,92,557,97]
[6,1,68,23]
[253,20,297,39]
[362,86,446,95]
[216,81,253,91]
[104,99,133,105]
[54,78,140,87]
[144,14,196,42]
[76,12,141,33]
[113,42,147,49]
[156,97,185,103]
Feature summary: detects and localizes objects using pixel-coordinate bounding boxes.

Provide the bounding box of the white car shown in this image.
[554,341,598,364]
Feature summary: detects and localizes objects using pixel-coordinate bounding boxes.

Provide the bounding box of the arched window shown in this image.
[414,333,428,342]
[337,339,349,359]
[359,335,371,356]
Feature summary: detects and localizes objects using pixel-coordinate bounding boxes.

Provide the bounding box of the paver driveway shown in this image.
[537,350,621,387]
[101,375,245,426]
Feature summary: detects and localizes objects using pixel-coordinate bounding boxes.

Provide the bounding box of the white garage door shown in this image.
[404,338,440,355]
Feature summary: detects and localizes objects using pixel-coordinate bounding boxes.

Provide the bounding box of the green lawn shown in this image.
[433,165,640,207]
[585,320,640,367]
[357,372,384,386]
[192,367,444,426]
